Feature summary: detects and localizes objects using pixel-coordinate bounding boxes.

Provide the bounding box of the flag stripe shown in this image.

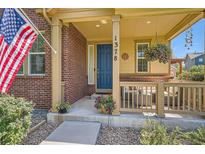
[0,35,3,48]
[0,44,9,67]
[0,31,35,92]
[0,25,31,81]
[3,33,37,92]
[0,42,7,60]
[0,8,38,93]
[0,28,33,91]
[0,25,31,71]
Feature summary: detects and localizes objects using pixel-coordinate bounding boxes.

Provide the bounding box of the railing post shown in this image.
[157,82,165,117]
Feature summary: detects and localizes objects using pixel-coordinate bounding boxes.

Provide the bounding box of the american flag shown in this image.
[0,8,37,93]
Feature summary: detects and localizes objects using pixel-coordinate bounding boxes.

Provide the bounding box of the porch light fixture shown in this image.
[96,24,101,28]
[146,21,151,24]
[101,19,108,24]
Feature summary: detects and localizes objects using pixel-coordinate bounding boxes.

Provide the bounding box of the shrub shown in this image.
[56,102,71,113]
[140,120,182,145]
[182,127,205,145]
[94,96,115,114]
[0,94,33,145]
[177,70,190,80]
[178,66,204,81]
[189,66,204,81]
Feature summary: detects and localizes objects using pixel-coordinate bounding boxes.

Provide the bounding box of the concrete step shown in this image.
[47,112,205,130]
[41,121,101,145]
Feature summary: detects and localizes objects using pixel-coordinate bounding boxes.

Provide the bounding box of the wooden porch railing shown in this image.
[120,82,158,113]
[163,82,205,115]
[120,81,205,116]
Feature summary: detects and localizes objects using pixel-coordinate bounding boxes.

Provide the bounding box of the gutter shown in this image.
[43,8,52,25]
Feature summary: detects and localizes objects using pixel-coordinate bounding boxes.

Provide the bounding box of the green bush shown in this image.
[178,66,204,81]
[140,120,205,145]
[56,102,71,113]
[189,65,204,81]
[140,120,182,145]
[182,127,205,145]
[0,94,33,145]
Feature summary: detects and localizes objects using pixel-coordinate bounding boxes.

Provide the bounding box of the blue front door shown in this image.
[97,44,112,90]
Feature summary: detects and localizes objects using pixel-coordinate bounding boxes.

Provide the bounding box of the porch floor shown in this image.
[47,97,205,129]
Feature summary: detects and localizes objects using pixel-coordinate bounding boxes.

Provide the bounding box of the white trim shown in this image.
[136,42,150,73]
[87,45,95,85]
[16,63,25,76]
[28,53,45,76]
[28,35,46,76]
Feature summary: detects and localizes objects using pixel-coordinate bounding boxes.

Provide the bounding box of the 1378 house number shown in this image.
[114,35,118,61]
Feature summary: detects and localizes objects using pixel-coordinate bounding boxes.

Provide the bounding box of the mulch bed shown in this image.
[22,122,58,145]
[22,110,59,145]
[96,126,141,145]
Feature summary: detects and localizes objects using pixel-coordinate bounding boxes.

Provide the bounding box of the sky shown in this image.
[171,18,205,58]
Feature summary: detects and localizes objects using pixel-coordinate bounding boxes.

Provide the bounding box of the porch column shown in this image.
[112,15,121,115]
[203,12,205,111]
[51,17,62,111]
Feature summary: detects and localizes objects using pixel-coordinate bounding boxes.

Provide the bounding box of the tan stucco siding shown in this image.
[150,61,169,74]
[120,38,136,73]
[120,37,169,74]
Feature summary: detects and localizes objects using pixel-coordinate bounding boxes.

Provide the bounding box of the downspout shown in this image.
[43,8,52,25]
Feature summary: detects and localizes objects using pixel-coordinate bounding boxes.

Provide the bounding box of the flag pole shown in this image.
[16,8,57,54]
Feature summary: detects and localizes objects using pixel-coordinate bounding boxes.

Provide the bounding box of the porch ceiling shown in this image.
[73,13,189,41]
[37,8,205,41]
[75,13,203,41]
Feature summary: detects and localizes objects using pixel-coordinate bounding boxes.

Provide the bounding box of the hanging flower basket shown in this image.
[144,43,171,64]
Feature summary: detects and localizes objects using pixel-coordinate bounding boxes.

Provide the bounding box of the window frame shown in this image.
[16,63,25,76]
[28,35,46,76]
[136,42,150,73]
[87,45,95,85]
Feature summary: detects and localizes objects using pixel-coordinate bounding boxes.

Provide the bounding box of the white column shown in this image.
[51,17,62,111]
[203,12,205,111]
[112,15,120,115]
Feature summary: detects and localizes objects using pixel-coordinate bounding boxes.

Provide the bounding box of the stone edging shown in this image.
[29,120,46,134]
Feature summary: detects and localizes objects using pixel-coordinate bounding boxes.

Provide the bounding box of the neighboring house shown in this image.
[0,8,205,115]
[185,52,204,70]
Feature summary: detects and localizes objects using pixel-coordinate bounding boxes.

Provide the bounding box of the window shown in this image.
[17,65,24,75]
[88,45,94,84]
[28,35,45,75]
[136,43,149,73]
[199,58,203,63]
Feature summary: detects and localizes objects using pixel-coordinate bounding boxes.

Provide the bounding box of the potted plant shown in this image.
[144,43,171,64]
[94,96,115,114]
[56,102,71,113]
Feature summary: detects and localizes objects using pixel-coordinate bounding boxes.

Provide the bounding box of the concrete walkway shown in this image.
[47,97,205,130]
[41,121,101,145]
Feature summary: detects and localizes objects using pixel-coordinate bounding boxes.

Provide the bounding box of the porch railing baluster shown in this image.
[119,82,205,116]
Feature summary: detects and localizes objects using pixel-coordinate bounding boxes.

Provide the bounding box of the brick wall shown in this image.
[62,24,88,104]
[1,9,89,108]
[88,85,95,95]
[9,9,52,109]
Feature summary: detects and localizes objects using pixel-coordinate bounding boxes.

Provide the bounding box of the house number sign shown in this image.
[114,35,119,61]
